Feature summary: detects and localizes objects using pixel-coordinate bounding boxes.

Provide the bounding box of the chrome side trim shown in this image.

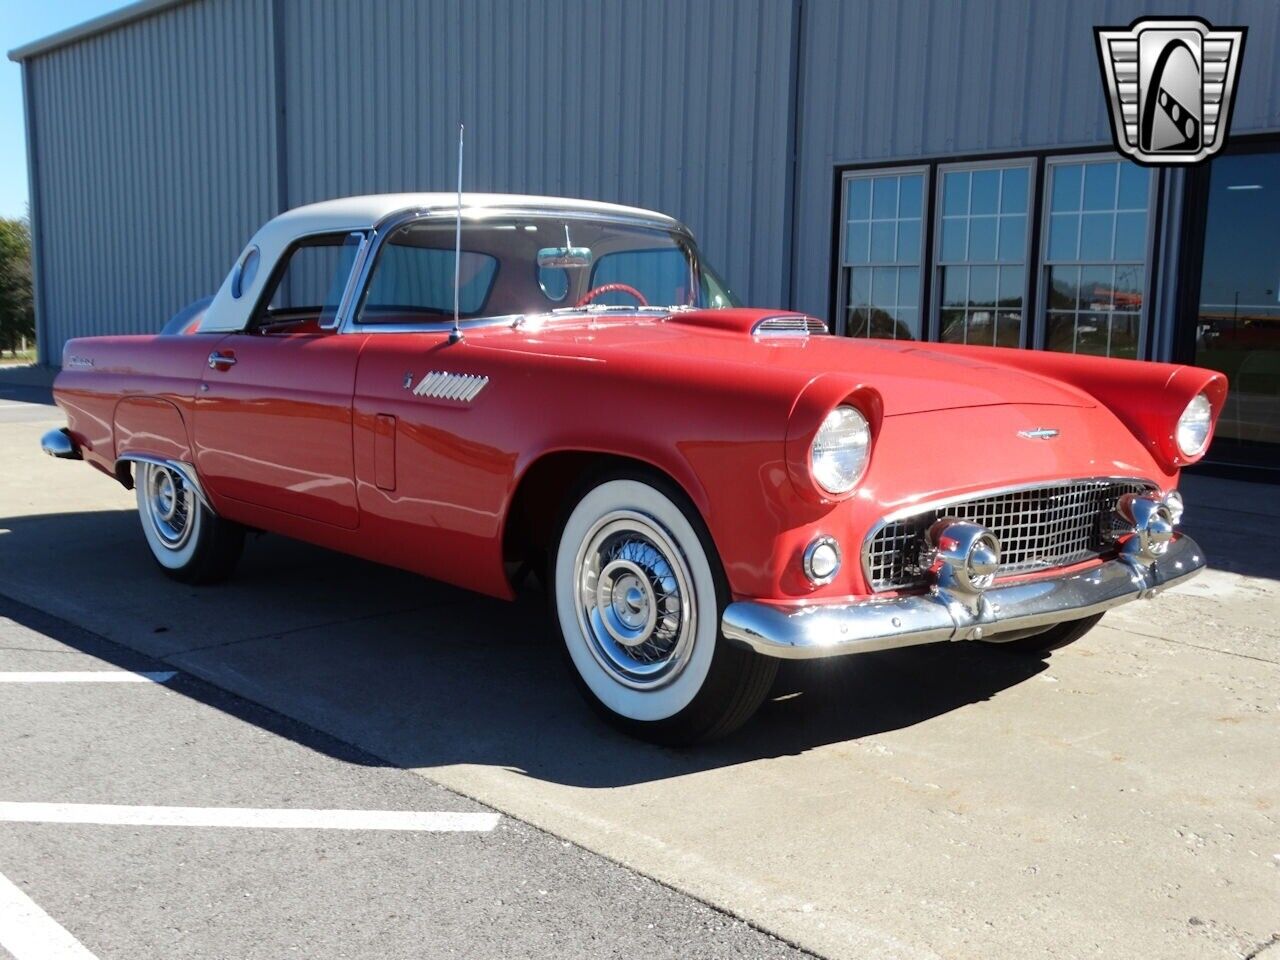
[322,231,374,331]
[723,534,1204,660]
[115,455,213,513]
[40,428,81,460]
[860,475,1159,592]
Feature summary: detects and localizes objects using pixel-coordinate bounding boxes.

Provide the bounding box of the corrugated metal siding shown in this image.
[278,0,794,310]
[26,0,277,363]
[22,0,1280,356]
[790,0,1280,320]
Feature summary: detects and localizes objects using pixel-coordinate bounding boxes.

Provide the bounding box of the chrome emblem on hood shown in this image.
[1018,427,1060,440]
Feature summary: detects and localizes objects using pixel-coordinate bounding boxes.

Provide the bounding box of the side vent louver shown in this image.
[751,315,828,338]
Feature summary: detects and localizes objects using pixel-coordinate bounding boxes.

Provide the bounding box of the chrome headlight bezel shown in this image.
[809,405,872,495]
[1176,393,1213,458]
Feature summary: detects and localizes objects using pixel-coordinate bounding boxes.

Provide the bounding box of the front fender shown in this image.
[919,345,1228,470]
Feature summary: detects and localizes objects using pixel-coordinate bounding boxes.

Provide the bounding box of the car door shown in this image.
[194,232,367,529]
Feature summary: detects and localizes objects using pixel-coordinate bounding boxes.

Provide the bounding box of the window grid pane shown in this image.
[1042,160,1150,358]
[842,170,924,340]
[937,164,1031,346]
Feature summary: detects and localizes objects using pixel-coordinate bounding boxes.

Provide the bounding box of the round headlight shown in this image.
[810,405,871,494]
[1176,393,1213,458]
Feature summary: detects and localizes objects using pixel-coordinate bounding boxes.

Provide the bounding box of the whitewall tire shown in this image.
[135,462,244,584]
[552,472,776,744]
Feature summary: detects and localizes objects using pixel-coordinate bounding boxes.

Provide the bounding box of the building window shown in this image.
[1192,146,1280,456]
[1040,158,1152,358]
[935,162,1032,347]
[839,168,925,340]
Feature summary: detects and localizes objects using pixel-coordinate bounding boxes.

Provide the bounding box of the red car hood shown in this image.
[497,319,1094,416]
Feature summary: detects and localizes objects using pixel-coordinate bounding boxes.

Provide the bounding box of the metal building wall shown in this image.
[790,0,1280,322]
[23,0,280,365]
[277,0,795,310]
[21,0,796,364]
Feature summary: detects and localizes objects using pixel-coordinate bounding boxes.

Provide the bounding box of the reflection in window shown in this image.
[362,239,498,321]
[841,170,924,339]
[1194,150,1280,450]
[591,248,694,306]
[268,237,362,314]
[937,164,1030,346]
[1042,159,1150,358]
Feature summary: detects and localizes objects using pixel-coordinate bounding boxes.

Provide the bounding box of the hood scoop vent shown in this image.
[664,307,830,336]
[751,314,828,338]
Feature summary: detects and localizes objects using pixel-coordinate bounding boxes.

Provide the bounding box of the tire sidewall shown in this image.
[135,463,204,571]
[554,477,721,723]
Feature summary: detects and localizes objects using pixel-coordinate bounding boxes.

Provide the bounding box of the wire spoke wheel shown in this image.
[554,475,776,741]
[574,509,696,690]
[140,462,195,551]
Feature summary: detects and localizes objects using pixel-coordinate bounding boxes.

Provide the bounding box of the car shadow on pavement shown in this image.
[2,509,1056,789]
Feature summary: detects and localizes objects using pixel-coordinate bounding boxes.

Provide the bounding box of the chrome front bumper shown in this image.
[722,534,1205,660]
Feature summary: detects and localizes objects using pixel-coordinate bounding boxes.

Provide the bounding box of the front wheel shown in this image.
[135,462,244,584]
[551,473,776,745]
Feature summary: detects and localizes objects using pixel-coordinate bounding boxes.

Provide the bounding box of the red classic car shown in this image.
[43,193,1224,743]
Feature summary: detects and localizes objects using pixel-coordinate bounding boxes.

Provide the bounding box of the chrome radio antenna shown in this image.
[449,122,465,344]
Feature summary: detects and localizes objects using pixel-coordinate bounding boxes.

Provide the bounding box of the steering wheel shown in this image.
[575,282,649,308]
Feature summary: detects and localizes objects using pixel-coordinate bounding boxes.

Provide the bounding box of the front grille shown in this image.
[864,478,1155,592]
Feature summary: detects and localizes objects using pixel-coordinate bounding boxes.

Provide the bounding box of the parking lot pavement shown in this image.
[2,383,1278,960]
[0,600,809,960]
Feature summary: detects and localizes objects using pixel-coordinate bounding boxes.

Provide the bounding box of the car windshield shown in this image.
[354,214,738,325]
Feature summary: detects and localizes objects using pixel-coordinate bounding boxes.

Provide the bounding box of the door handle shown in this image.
[208,351,237,370]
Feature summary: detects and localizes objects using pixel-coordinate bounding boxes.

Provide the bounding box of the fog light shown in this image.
[1162,490,1184,525]
[803,536,841,585]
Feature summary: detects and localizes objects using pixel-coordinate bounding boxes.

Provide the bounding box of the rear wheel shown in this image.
[984,613,1105,655]
[551,473,776,745]
[135,462,244,584]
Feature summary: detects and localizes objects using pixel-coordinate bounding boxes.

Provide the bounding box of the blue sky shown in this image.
[0,0,125,219]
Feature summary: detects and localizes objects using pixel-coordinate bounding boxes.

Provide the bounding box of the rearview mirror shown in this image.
[537,246,593,268]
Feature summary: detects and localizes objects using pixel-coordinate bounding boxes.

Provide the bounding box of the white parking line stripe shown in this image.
[0,803,500,832]
[0,671,177,684]
[0,868,100,960]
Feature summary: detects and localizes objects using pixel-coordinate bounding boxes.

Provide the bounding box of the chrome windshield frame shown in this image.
[336,205,699,336]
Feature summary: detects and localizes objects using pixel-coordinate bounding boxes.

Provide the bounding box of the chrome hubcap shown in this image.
[575,510,695,689]
[143,463,194,550]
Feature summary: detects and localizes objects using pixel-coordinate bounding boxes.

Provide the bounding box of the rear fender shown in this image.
[112,397,194,477]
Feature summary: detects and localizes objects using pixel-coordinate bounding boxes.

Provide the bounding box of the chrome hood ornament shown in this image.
[1018,427,1060,440]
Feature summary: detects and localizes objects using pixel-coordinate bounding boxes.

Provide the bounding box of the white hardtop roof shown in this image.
[200,193,685,334]
[269,192,682,236]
